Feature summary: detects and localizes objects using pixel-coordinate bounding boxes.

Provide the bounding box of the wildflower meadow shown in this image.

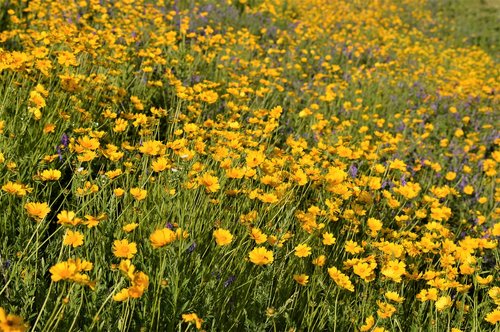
[0,0,499,331]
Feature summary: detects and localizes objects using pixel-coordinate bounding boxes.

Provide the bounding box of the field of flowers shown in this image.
[0,0,499,331]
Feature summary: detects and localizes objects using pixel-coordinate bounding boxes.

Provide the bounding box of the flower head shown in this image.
[150,228,176,248]
[63,230,84,248]
[294,244,311,257]
[249,247,274,265]
[293,274,309,286]
[25,202,50,221]
[113,239,137,259]
[213,228,233,246]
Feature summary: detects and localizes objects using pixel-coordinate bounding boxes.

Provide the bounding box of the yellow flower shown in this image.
[385,291,404,303]
[435,295,452,311]
[353,262,374,281]
[345,240,364,254]
[367,218,382,236]
[463,185,474,195]
[83,214,106,229]
[57,210,79,226]
[123,223,139,233]
[488,287,500,305]
[259,192,279,204]
[139,140,164,156]
[63,230,84,248]
[416,288,439,302]
[312,255,326,267]
[485,308,500,324]
[245,150,265,168]
[1,181,31,197]
[199,90,218,104]
[57,51,78,67]
[293,274,309,286]
[150,228,176,248]
[43,123,56,134]
[376,301,396,319]
[76,136,99,150]
[250,228,267,244]
[0,307,28,332]
[114,188,125,197]
[105,169,122,179]
[132,271,149,291]
[445,172,457,181]
[182,312,204,329]
[322,232,336,245]
[113,288,130,302]
[151,157,171,172]
[49,261,77,282]
[113,239,137,259]
[327,267,354,292]
[119,260,136,279]
[292,168,308,185]
[249,247,274,265]
[130,187,147,201]
[381,260,406,282]
[360,315,374,331]
[294,244,311,257]
[39,169,61,181]
[213,228,233,246]
[198,173,220,193]
[24,202,50,221]
[476,275,493,285]
[389,159,407,171]
[325,166,347,185]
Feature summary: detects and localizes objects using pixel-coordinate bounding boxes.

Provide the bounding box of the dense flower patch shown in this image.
[0,0,498,330]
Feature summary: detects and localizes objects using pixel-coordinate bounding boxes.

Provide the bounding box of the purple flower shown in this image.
[224,275,236,287]
[348,164,358,178]
[400,175,407,186]
[57,146,63,161]
[382,181,394,189]
[187,242,197,253]
[61,133,69,147]
[165,222,174,230]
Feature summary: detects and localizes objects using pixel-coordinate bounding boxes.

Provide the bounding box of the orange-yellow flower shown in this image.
[0,307,28,332]
[294,244,311,257]
[123,223,139,233]
[485,308,500,324]
[25,202,50,221]
[2,181,31,197]
[198,173,220,193]
[213,228,233,246]
[113,288,130,302]
[249,247,274,265]
[182,312,204,329]
[49,261,77,282]
[385,291,404,303]
[113,239,137,259]
[57,210,80,226]
[376,301,396,319]
[360,316,375,331]
[130,187,147,201]
[293,274,309,286]
[381,260,406,283]
[327,266,354,292]
[39,169,61,181]
[150,228,176,248]
[63,230,84,248]
[250,228,267,244]
[322,232,336,245]
[312,255,326,267]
